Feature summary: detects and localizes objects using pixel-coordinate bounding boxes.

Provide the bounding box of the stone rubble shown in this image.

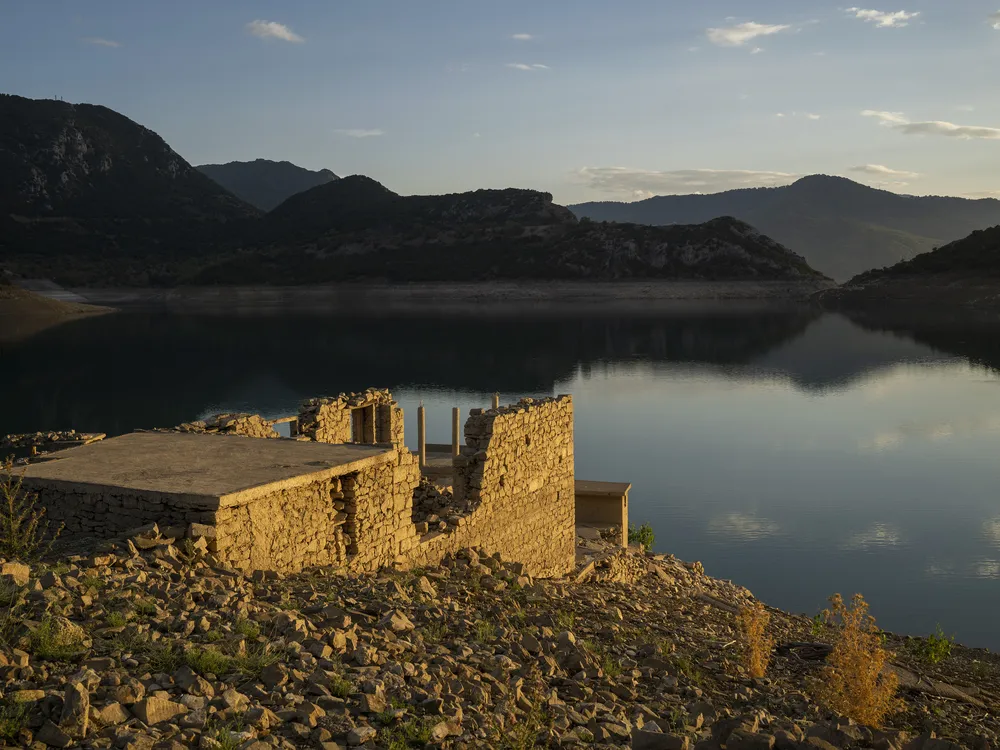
[0,530,996,750]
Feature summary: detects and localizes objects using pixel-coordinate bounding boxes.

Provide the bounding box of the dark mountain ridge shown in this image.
[569,175,1000,281]
[196,158,339,211]
[0,94,826,287]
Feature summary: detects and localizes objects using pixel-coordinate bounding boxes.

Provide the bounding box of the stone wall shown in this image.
[299,389,404,446]
[169,414,278,439]
[398,395,576,578]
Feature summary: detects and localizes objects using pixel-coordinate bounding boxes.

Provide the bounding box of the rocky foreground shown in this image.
[0,528,997,750]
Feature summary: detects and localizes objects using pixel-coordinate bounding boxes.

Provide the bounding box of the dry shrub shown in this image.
[816,593,899,727]
[0,458,62,561]
[737,600,774,678]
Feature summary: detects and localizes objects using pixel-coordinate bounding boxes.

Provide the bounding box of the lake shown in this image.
[3,303,1000,648]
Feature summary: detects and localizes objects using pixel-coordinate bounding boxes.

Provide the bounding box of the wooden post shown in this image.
[417,402,426,469]
[491,392,500,410]
[452,407,460,457]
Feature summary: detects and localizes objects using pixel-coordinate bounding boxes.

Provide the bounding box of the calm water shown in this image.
[3,305,1000,647]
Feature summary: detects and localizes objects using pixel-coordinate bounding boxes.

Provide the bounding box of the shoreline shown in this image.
[72,280,835,314]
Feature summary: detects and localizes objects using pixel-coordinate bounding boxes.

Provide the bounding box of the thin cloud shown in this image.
[850,164,920,179]
[846,8,920,27]
[862,110,1000,139]
[246,20,304,43]
[806,113,821,120]
[511,33,533,40]
[81,37,120,47]
[577,167,799,198]
[506,63,549,71]
[965,190,1000,199]
[334,129,384,138]
[706,21,791,47]
[990,11,1000,29]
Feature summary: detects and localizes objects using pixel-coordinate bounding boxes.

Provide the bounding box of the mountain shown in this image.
[193,176,827,284]
[569,175,1000,281]
[0,95,828,287]
[196,159,339,211]
[0,94,259,285]
[825,224,1000,307]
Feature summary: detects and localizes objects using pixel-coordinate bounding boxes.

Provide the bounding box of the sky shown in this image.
[2,0,999,204]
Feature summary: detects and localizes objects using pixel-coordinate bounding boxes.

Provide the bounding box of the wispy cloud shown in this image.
[850,164,920,179]
[246,20,304,43]
[862,110,1000,139]
[846,8,920,28]
[81,37,120,48]
[965,190,1000,199]
[990,11,1000,29]
[706,21,791,47]
[577,167,799,199]
[806,113,821,120]
[506,63,549,71]
[334,129,384,138]
[511,33,533,41]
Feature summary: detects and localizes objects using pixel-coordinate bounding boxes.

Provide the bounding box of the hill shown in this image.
[825,224,1000,307]
[196,158,339,211]
[569,175,1000,281]
[0,95,828,287]
[0,94,259,285]
[193,176,828,284]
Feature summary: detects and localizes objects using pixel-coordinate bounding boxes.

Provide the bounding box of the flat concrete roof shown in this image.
[16,432,396,508]
[575,480,632,497]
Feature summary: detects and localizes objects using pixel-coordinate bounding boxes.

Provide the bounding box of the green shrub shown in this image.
[29,617,88,661]
[0,698,31,741]
[628,522,655,551]
[916,625,954,664]
[0,458,63,561]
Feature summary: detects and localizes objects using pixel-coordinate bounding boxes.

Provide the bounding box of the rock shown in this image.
[98,702,132,726]
[36,720,73,748]
[726,730,776,750]
[632,727,690,750]
[347,725,377,745]
[59,681,89,738]
[0,561,30,586]
[133,697,188,725]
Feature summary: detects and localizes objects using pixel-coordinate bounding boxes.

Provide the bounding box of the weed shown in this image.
[29,617,88,661]
[233,617,261,639]
[420,621,446,644]
[330,672,353,699]
[671,654,703,684]
[811,612,828,638]
[815,593,900,728]
[0,697,31,742]
[474,620,497,643]
[134,599,158,618]
[737,601,775,679]
[0,458,63,561]
[382,716,435,749]
[204,715,245,750]
[601,654,623,678]
[203,629,223,643]
[105,611,128,628]
[78,575,105,592]
[186,646,232,676]
[555,610,575,631]
[914,625,954,665]
[657,638,675,657]
[628,522,655,552]
[146,641,185,674]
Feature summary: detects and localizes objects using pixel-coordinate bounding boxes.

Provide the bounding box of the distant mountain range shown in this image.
[196,159,339,211]
[0,94,825,287]
[569,176,1000,282]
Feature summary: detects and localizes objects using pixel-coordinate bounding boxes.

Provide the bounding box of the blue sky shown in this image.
[2,0,999,203]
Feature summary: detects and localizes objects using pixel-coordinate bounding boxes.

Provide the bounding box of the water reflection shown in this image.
[4,304,1000,647]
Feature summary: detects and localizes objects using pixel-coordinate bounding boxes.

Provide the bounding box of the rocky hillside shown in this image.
[0,528,996,749]
[0,96,828,287]
[570,176,1000,282]
[197,159,339,212]
[825,225,1000,307]
[195,179,827,284]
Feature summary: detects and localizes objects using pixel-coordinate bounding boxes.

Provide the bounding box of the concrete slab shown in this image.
[575,480,632,496]
[16,432,396,506]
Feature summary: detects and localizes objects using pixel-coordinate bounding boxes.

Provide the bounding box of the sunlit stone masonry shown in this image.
[12,390,583,578]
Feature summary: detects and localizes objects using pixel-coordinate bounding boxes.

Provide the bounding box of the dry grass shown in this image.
[0,458,62,561]
[815,593,900,728]
[737,600,774,678]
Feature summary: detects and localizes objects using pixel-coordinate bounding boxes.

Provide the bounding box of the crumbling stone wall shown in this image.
[399,396,575,578]
[213,477,351,572]
[299,389,404,446]
[27,485,215,539]
[168,414,278,439]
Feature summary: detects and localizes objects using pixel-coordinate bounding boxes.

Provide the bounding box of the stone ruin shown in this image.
[12,389,578,578]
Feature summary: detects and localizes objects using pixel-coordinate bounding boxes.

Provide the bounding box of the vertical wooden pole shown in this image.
[417,402,426,469]
[452,407,460,457]
[491,392,500,410]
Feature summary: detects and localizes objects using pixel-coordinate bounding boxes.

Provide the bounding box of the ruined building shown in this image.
[15,390,602,578]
